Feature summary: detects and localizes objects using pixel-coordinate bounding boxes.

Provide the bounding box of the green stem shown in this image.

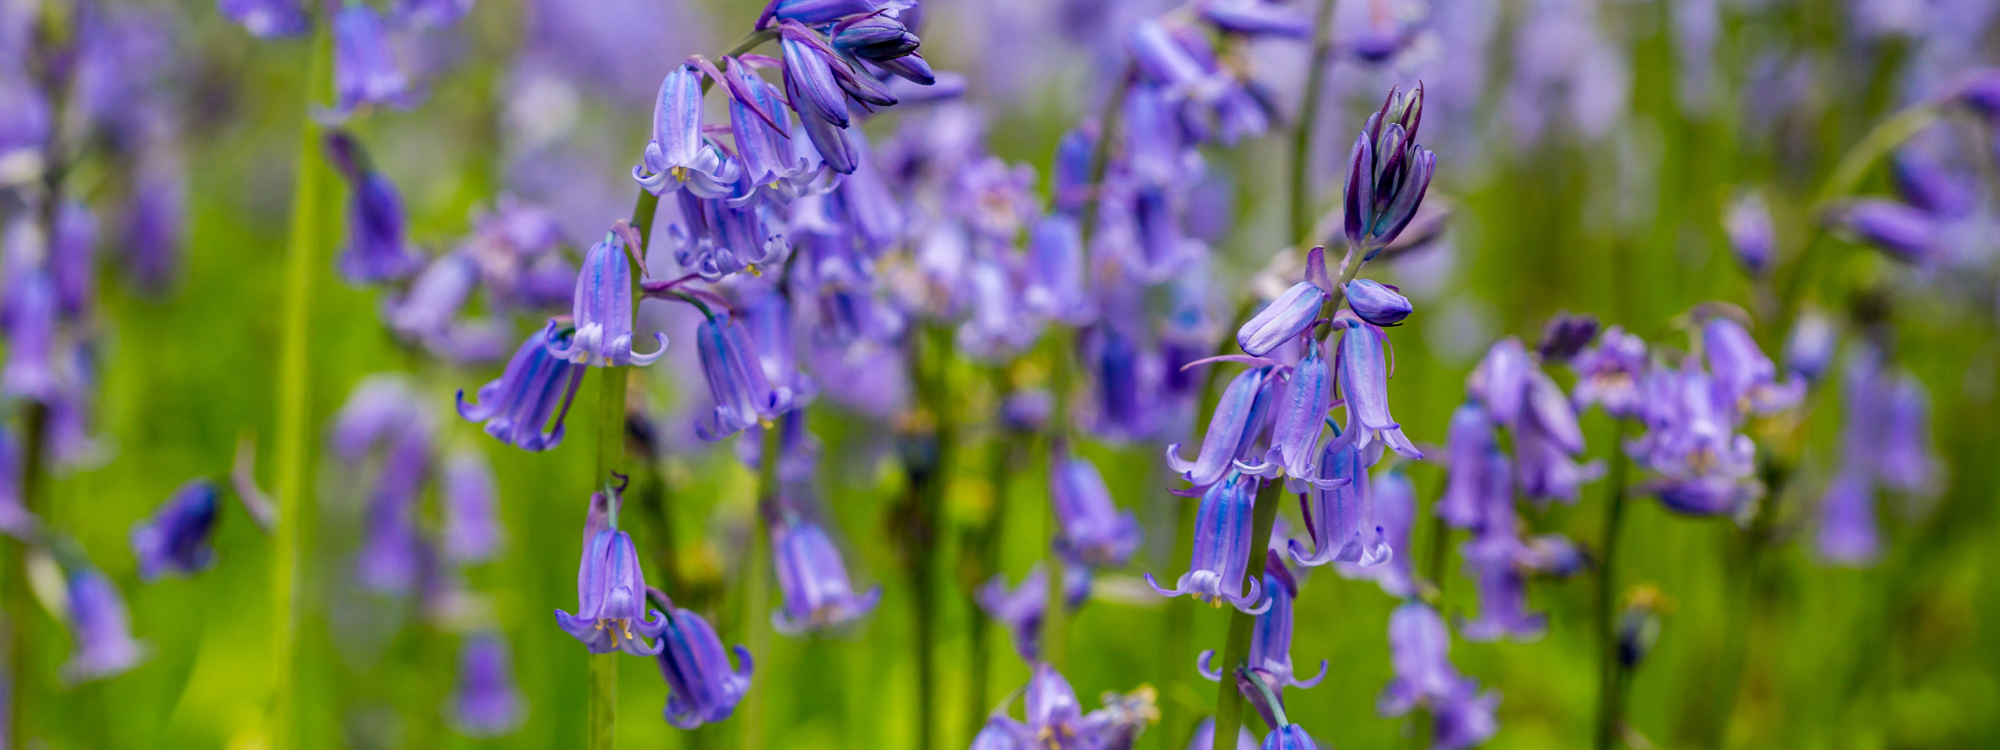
[6,404,48,749]
[1593,424,1630,750]
[1288,0,1340,247]
[1208,479,1285,745]
[1812,102,1942,208]
[741,424,782,750]
[966,379,1021,738]
[268,19,334,750]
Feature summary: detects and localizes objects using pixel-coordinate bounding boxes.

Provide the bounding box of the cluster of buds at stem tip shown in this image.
[1344,83,1436,260]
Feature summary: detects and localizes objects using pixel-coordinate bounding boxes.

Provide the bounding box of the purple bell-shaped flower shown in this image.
[130,479,221,581]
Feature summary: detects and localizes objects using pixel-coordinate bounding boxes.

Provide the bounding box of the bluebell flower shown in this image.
[1724,191,1775,275]
[1783,308,1837,383]
[1,260,58,401]
[832,14,920,60]
[458,326,586,452]
[1147,471,1269,614]
[441,450,502,564]
[1629,363,1760,516]
[1703,317,1801,414]
[694,310,799,441]
[781,24,865,173]
[121,147,190,294]
[1128,19,1222,103]
[448,633,526,738]
[384,251,477,346]
[330,374,428,461]
[395,0,473,29]
[982,663,1156,749]
[326,134,422,284]
[634,64,742,198]
[1200,552,1326,689]
[546,226,666,367]
[130,479,221,581]
[61,566,145,683]
[1890,151,1975,218]
[332,4,410,113]
[556,511,670,656]
[770,516,882,634]
[956,258,1040,361]
[1344,279,1412,327]
[1816,468,1878,565]
[671,177,793,280]
[1167,366,1277,489]
[1237,278,1328,356]
[1086,321,1156,442]
[219,0,310,38]
[652,591,755,729]
[1467,337,1530,424]
[869,50,937,86]
[1570,325,1649,418]
[976,564,1091,662]
[724,59,827,205]
[356,428,431,593]
[1875,373,1937,497]
[1514,370,1601,503]
[1051,448,1143,569]
[1344,85,1435,256]
[1239,341,1332,487]
[1025,215,1095,325]
[1339,470,1417,596]
[1326,314,1422,459]
[1287,436,1381,567]
[50,200,96,321]
[1378,602,1499,748]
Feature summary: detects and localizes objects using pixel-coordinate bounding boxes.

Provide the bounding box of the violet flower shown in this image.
[1833,199,1935,264]
[766,0,876,26]
[1326,314,1422,459]
[1724,191,1776,275]
[457,326,586,452]
[447,633,526,738]
[694,310,799,441]
[332,3,410,113]
[355,428,431,594]
[327,134,422,284]
[1025,215,1094,325]
[546,226,666,367]
[1339,470,1416,596]
[1816,468,1879,565]
[1467,337,1530,424]
[1051,449,1143,569]
[1783,308,1837,383]
[976,564,1090,661]
[1199,551,1326,689]
[654,591,755,729]
[982,663,1153,750]
[1703,317,1800,414]
[1237,249,1331,357]
[1570,325,1649,419]
[556,497,670,656]
[1345,279,1412,327]
[441,450,502,564]
[129,479,221,581]
[1167,365,1276,490]
[50,200,96,321]
[384,251,477,346]
[1147,470,1269,614]
[1239,341,1332,487]
[218,0,310,38]
[634,64,741,198]
[1288,436,1383,567]
[1628,364,1761,517]
[1535,312,1599,363]
[1436,403,1495,528]
[1,263,57,402]
[1199,0,1313,37]
[770,516,882,634]
[1378,603,1499,749]
[62,566,146,683]
[671,178,793,281]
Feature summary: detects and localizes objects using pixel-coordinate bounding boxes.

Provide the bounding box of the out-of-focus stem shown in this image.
[5,404,48,749]
[966,371,1021,738]
[269,20,334,750]
[1289,0,1340,246]
[1207,478,1285,745]
[1593,424,1630,750]
[741,423,782,750]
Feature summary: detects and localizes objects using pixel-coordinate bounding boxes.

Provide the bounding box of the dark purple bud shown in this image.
[1615,590,1665,669]
[1833,200,1935,264]
[1199,0,1313,37]
[1147,471,1268,613]
[694,310,799,441]
[770,516,882,634]
[1167,366,1278,489]
[546,227,666,367]
[332,4,410,113]
[1535,311,1599,363]
[1052,449,1143,569]
[782,28,853,128]
[448,633,526,737]
[61,567,144,683]
[219,0,309,38]
[655,599,755,728]
[1344,279,1412,327]
[441,450,502,564]
[1343,85,1433,254]
[833,14,920,60]
[870,49,936,86]
[129,479,221,581]
[1237,268,1329,356]
[458,326,586,452]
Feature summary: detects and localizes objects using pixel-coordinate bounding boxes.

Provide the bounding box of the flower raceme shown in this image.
[1344,84,1436,257]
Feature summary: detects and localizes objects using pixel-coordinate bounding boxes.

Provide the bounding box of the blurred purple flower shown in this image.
[355,428,431,593]
[332,4,411,113]
[447,633,526,737]
[1570,325,1649,418]
[218,0,311,38]
[1833,200,1936,264]
[130,479,221,581]
[60,567,144,683]
[1724,192,1776,275]
[441,450,502,564]
[1052,448,1143,569]
[770,515,882,634]
[327,134,422,284]
[49,201,96,321]
[976,564,1090,662]
[1189,717,1258,750]
[1783,308,1838,383]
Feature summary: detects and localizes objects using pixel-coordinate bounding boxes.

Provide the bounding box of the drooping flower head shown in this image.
[634,63,742,198]
[1326,313,1422,459]
[129,479,221,581]
[1339,470,1417,596]
[693,308,799,441]
[447,633,526,738]
[326,132,422,284]
[332,3,410,114]
[457,325,586,452]
[1288,435,1385,567]
[1147,470,1270,614]
[555,490,670,656]
[441,449,502,564]
[61,566,144,683]
[769,514,882,634]
[545,223,667,367]
[652,589,755,729]
[1051,448,1143,569]
[1200,551,1326,689]
[1167,365,1277,490]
